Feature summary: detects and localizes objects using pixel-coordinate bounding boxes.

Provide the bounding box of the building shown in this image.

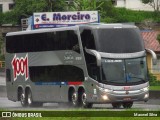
[141,30,160,80]
[115,0,154,11]
[0,0,14,13]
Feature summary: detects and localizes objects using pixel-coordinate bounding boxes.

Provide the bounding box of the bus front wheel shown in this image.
[81,91,93,108]
[122,102,133,108]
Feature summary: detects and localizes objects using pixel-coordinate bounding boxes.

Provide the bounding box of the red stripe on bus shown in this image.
[68,82,82,85]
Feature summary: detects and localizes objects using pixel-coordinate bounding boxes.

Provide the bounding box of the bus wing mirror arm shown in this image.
[85,47,101,66]
[146,49,157,65]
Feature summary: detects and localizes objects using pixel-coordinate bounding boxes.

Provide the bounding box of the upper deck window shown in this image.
[95,28,144,53]
[6,30,80,53]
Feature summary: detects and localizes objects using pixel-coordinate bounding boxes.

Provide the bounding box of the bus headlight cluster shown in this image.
[142,87,149,92]
[102,95,109,100]
[97,86,112,93]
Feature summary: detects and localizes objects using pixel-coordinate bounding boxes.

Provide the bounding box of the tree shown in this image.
[141,0,160,11]
[10,0,68,24]
[13,0,67,17]
[68,0,104,11]
[67,0,115,22]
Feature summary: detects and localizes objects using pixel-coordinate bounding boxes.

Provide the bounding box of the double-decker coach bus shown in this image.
[5,24,156,108]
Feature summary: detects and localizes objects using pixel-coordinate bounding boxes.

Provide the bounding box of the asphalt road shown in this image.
[0,96,159,110]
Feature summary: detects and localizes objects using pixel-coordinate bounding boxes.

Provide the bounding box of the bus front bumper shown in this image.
[96,87,149,103]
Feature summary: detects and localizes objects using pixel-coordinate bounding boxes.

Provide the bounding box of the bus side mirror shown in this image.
[85,48,101,66]
[146,49,157,65]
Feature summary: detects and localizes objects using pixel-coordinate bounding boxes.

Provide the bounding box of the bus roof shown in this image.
[78,23,137,29]
[6,23,137,36]
[6,25,79,36]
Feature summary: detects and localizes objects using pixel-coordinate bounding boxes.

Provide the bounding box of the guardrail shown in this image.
[0,61,5,68]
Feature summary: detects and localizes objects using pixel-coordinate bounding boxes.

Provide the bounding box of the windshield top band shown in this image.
[99,51,146,59]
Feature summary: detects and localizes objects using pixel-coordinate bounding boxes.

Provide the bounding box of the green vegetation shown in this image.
[0,0,160,25]
[150,86,160,90]
[108,8,160,23]
[13,117,160,120]
[149,73,160,86]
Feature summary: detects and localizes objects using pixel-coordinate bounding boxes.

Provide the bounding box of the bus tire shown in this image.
[81,91,93,108]
[122,102,133,109]
[112,102,121,109]
[70,91,79,107]
[27,89,43,107]
[20,91,27,107]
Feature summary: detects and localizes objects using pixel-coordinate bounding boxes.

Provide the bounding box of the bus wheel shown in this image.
[20,92,27,107]
[122,102,133,109]
[81,91,93,108]
[71,91,79,107]
[112,102,121,109]
[27,89,43,107]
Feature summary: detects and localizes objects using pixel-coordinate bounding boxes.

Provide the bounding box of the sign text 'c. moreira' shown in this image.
[41,12,91,21]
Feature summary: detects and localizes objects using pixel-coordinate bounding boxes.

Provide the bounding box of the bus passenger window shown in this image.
[80,30,96,50]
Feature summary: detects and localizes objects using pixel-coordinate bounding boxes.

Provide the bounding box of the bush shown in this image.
[101,7,160,23]
[149,73,160,86]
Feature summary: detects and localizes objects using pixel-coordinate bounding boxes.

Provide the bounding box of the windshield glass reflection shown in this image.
[101,57,148,85]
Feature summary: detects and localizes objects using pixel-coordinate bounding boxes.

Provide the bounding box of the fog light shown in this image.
[102,95,108,100]
[144,93,149,99]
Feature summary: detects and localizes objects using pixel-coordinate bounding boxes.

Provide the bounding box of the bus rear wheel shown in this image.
[81,91,93,108]
[122,102,133,109]
[27,89,43,107]
[112,102,121,109]
[71,91,79,107]
[20,91,27,107]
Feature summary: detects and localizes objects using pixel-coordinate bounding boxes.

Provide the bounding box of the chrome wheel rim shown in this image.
[72,92,77,105]
[28,93,32,105]
[21,94,25,105]
[82,93,87,105]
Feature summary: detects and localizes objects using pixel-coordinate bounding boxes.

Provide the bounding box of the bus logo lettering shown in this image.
[11,54,28,81]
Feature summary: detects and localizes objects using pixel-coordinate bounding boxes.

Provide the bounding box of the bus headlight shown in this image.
[102,95,109,100]
[104,89,112,93]
[142,87,149,92]
[97,86,112,93]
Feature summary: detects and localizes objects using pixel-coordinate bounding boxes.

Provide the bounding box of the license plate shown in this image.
[123,97,131,101]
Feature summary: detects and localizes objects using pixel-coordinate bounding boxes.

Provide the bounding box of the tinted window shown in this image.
[96,28,144,53]
[6,30,80,53]
[80,30,96,49]
[0,4,2,13]
[29,65,84,82]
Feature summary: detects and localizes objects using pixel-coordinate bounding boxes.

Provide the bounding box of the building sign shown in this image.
[33,11,99,29]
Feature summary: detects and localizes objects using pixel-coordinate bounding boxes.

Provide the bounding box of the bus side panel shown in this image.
[5,54,16,101]
[30,83,61,102]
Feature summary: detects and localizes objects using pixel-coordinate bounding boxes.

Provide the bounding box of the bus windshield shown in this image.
[101,57,148,85]
[96,28,144,53]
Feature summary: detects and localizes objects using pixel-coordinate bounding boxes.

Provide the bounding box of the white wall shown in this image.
[116,0,154,11]
[0,0,14,12]
[116,0,126,7]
